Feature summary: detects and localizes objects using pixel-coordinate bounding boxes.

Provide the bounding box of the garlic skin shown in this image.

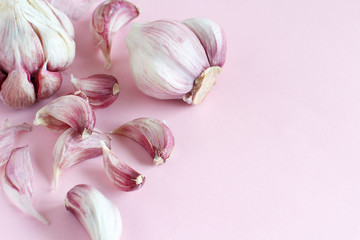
[126,18,227,104]
[0,0,75,108]
[49,0,100,21]
[33,95,96,137]
[91,0,139,68]
[53,128,111,187]
[2,146,49,225]
[71,74,120,109]
[0,121,31,166]
[34,61,62,100]
[100,141,145,191]
[65,184,122,240]
[111,118,174,165]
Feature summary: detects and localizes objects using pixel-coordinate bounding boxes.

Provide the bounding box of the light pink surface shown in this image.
[1,0,360,239]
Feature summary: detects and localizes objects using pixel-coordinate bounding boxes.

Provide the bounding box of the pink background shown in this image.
[1,0,360,239]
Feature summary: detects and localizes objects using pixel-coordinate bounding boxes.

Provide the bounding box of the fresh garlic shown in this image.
[71,74,120,108]
[0,120,31,166]
[91,0,139,68]
[53,128,111,188]
[33,95,96,137]
[126,18,227,104]
[100,141,145,191]
[0,0,75,108]
[111,118,174,165]
[49,0,100,21]
[65,184,122,240]
[2,145,49,225]
[34,61,62,100]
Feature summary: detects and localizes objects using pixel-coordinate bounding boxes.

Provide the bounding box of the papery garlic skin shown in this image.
[71,74,120,108]
[100,141,145,191]
[33,95,96,137]
[53,128,111,187]
[111,118,174,165]
[91,0,139,68]
[65,184,122,240]
[126,18,227,104]
[0,121,31,166]
[2,146,49,225]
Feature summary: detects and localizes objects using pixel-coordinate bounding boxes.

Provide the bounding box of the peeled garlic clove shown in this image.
[34,61,62,100]
[0,63,36,109]
[53,128,111,187]
[0,121,31,166]
[71,74,120,108]
[2,146,49,225]
[49,0,100,21]
[111,118,174,165]
[65,184,122,240]
[183,18,227,67]
[100,141,145,191]
[33,95,96,136]
[91,0,139,68]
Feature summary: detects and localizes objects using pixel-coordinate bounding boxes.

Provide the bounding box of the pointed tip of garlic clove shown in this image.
[183,66,222,104]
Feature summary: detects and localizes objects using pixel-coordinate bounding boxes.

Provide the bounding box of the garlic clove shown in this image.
[34,61,62,100]
[0,121,31,166]
[33,95,96,137]
[53,128,111,188]
[0,63,36,109]
[49,0,100,21]
[91,0,139,69]
[65,184,122,240]
[183,18,227,67]
[46,1,75,38]
[111,118,174,165]
[71,74,120,109]
[100,141,145,191]
[2,145,49,225]
[126,19,210,100]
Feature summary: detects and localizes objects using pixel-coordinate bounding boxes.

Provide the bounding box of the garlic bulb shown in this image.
[126,18,227,104]
[0,0,75,108]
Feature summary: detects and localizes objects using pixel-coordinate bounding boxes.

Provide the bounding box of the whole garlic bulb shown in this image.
[126,18,227,104]
[0,0,75,108]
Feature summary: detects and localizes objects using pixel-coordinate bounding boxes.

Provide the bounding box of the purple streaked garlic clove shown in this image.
[65,184,122,240]
[34,61,62,100]
[1,146,49,225]
[91,0,139,69]
[49,0,101,21]
[71,74,120,108]
[111,118,175,165]
[53,128,111,188]
[183,18,227,68]
[0,62,36,109]
[33,95,96,137]
[0,120,31,166]
[100,141,145,191]
[126,18,227,104]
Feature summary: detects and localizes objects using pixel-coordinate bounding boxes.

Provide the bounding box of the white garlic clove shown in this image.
[126,19,210,100]
[0,62,36,109]
[0,120,31,166]
[71,74,120,109]
[111,118,175,165]
[2,146,49,225]
[49,0,100,21]
[183,18,227,67]
[91,0,139,69]
[100,141,145,191]
[34,61,62,100]
[53,128,111,188]
[65,184,122,240]
[33,95,96,137]
[46,1,75,38]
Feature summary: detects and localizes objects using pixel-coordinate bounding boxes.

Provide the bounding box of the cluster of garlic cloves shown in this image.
[91,0,139,68]
[0,0,75,108]
[126,18,227,104]
[2,145,49,225]
[111,118,175,165]
[65,184,122,240]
